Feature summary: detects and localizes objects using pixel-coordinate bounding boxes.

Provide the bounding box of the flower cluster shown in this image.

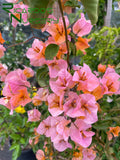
[0,7,120,159]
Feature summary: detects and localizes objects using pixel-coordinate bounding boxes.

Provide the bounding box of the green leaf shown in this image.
[45,44,59,60]
[20,138,26,144]
[23,0,55,29]
[10,134,21,140]
[65,0,80,8]
[9,143,18,151]
[0,117,4,124]
[36,65,49,87]
[93,120,112,130]
[81,0,99,24]
[12,145,21,160]
[116,63,120,69]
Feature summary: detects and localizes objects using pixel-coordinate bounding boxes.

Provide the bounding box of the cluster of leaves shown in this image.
[0,105,38,160]
[0,23,30,71]
[78,26,120,71]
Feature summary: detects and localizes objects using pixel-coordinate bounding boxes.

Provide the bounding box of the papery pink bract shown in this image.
[56,119,71,141]
[23,66,34,78]
[41,15,57,32]
[36,116,57,139]
[53,135,72,152]
[37,116,65,141]
[32,88,49,106]
[27,109,41,122]
[50,69,74,96]
[36,88,49,101]
[73,63,99,92]
[100,67,120,95]
[79,94,98,124]
[48,93,64,117]
[36,149,45,160]
[73,13,92,37]
[0,45,6,58]
[47,59,68,78]
[0,97,12,111]
[3,69,30,96]
[0,63,8,81]
[70,119,95,148]
[26,39,46,66]
[63,92,82,118]
[82,148,96,160]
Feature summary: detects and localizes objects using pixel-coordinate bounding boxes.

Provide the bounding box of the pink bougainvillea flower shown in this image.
[32,88,49,106]
[27,108,41,122]
[0,90,31,115]
[41,15,58,32]
[84,84,104,101]
[26,39,46,66]
[37,116,65,141]
[73,63,99,92]
[46,16,71,44]
[0,97,12,111]
[47,59,68,78]
[73,13,92,37]
[75,37,92,55]
[63,92,82,118]
[10,88,31,107]
[0,45,6,58]
[9,3,29,28]
[36,116,57,139]
[36,149,45,160]
[52,118,72,152]
[0,63,8,81]
[79,94,98,124]
[70,119,95,148]
[82,148,96,160]
[56,118,71,141]
[53,134,72,152]
[5,0,19,3]
[100,67,120,95]
[3,69,30,96]
[47,93,64,117]
[23,66,34,78]
[50,69,75,96]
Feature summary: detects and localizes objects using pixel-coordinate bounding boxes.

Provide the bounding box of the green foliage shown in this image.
[23,0,55,29]
[0,105,37,160]
[81,0,99,24]
[64,0,80,8]
[45,44,59,60]
[79,27,120,71]
[97,0,106,27]
[36,65,49,87]
[0,24,30,71]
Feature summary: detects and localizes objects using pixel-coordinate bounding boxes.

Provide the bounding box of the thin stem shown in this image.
[95,137,105,148]
[6,36,45,49]
[58,0,70,66]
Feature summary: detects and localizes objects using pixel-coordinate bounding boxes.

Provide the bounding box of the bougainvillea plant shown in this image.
[0,0,120,160]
